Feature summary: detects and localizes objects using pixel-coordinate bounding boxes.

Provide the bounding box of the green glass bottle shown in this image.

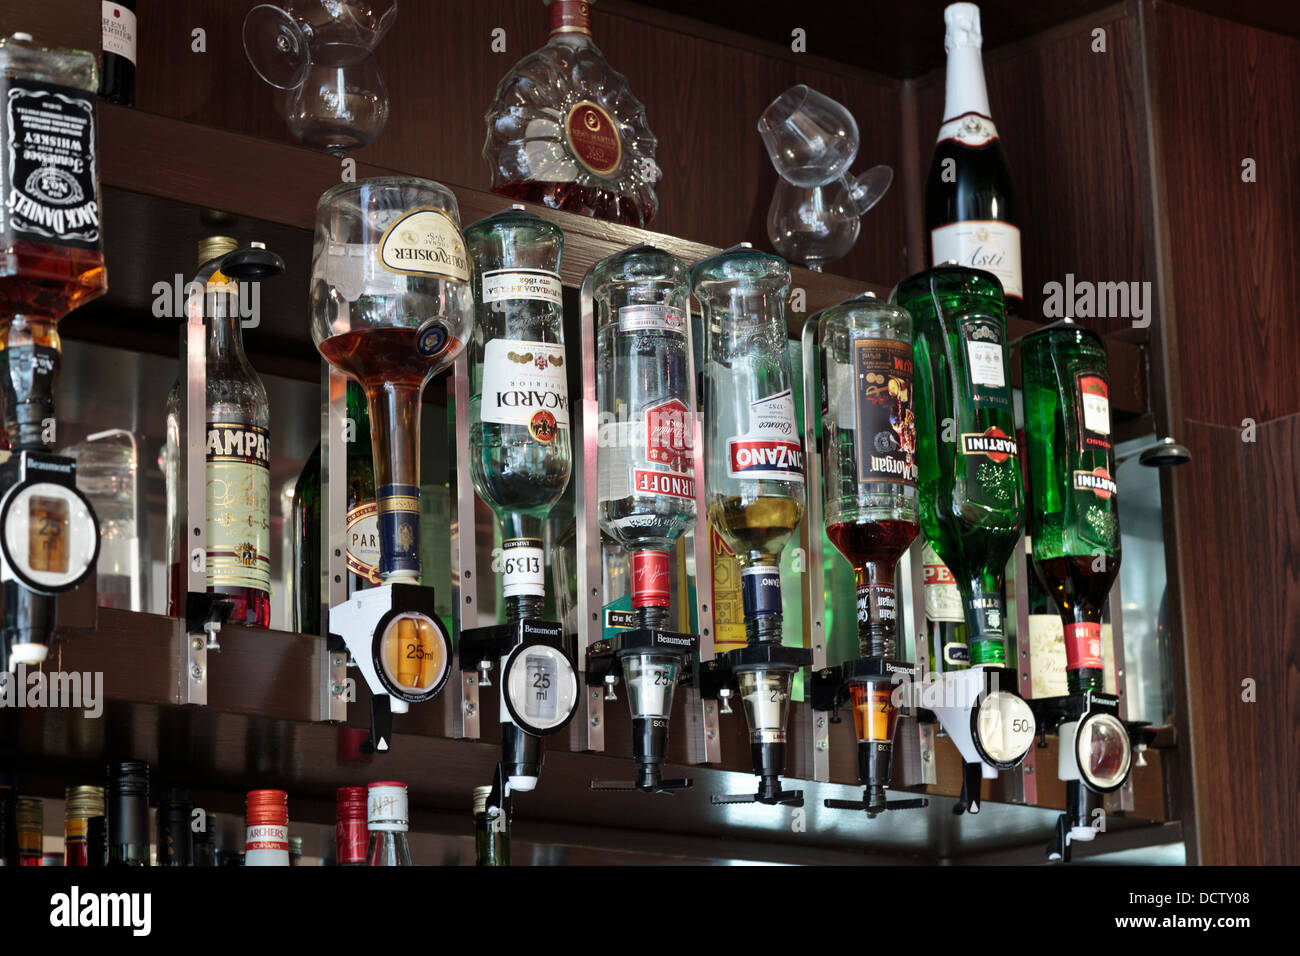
[894,265,1023,667]
[472,786,509,866]
[1021,322,1121,693]
[293,381,377,634]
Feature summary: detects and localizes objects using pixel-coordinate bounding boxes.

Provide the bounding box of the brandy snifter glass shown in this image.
[310,177,473,583]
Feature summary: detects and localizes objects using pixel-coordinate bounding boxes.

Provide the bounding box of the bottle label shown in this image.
[367,788,409,831]
[102,2,138,64]
[727,390,804,483]
[857,583,896,626]
[245,824,288,853]
[931,220,1022,300]
[740,565,782,619]
[599,397,695,502]
[1064,621,1103,671]
[965,591,1005,640]
[501,536,545,598]
[631,550,671,608]
[377,207,469,283]
[481,268,562,305]
[959,316,1011,408]
[1028,613,1068,698]
[566,100,622,177]
[852,339,916,485]
[960,425,1017,462]
[936,112,999,148]
[479,338,569,439]
[618,304,685,335]
[205,423,271,592]
[549,0,593,36]
[1076,373,1112,450]
[346,501,381,585]
[377,483,420,579]
[709,525,748,653]
[0,79,101,250]
[922,543,964,622]
[943,641,970,666]
[1073,467,1117,500]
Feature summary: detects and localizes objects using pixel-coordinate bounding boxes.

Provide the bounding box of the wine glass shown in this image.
[284,47,389,155]
[310,177,474,583]
[766,179,861,272]
[758,84,859,188]
[243,0,397,90]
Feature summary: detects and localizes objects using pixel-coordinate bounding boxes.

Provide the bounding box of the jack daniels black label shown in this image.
[852,339,917,486]
[1,78,100,250]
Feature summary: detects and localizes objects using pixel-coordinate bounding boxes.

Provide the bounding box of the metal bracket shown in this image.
[1008,532,1038,805]
[448,349,480,739]
[573,271,605,753]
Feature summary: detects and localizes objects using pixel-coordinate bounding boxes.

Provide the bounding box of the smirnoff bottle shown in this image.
[695,246,804,644]
[894,264,1022,667]
[594,245,696,629]
[817,294,919,657]
[1021,322,1121,693]
[924,3,1021,317]
[465,206,571,622]
[484,0,661,227]
[165,236,272,627]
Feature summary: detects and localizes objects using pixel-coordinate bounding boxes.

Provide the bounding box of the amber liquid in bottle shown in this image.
[827,518,919,657]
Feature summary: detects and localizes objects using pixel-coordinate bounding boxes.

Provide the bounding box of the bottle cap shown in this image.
[16,797,42,829]
[197,235,239,268]
[245,789,288,826]
[12,32,32,42]
[109,761,150,795]
[336,786,368,821]
[367,781,408,830]
[158,787,192,809]
[472,785,494,815]
[65,785,106,819]
[944,3,983,51]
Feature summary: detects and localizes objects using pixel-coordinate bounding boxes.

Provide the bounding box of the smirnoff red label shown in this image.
[1064,621,1103,671]
[727,390,804,482]
[961,426,1017,462]
[631,550,671,608]
[631,398,694,498]
[633,468,694,498]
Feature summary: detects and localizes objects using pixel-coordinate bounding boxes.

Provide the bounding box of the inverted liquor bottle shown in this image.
[594,245,697,630]
[484,0,661,226]
[695,247,804,644]
[465,206,571,622]
[924,3,1022,317]
[894,264,1022,666]
[922,543,968,672]
[165,236,272,626]
[1021,323,1121,693]
[0,33,107,450]
[310,177,474,584]
[818,294,919,658]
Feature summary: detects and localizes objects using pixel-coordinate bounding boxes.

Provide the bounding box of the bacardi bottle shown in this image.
[165,236,272,627]
[594,245,696,630]
[465,206,571,622]
[894,264,1022,667]
[695,247,804,644]
[924,3,1021,317]
[817,294,918,657]
[484,0,661,227]
[1021,322,1121,693]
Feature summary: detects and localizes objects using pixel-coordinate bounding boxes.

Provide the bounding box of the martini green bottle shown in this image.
[893,265,1022,667]
[1020,322,1120,693]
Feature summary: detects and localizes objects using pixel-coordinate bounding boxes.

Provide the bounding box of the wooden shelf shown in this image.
[0,606,1174,862]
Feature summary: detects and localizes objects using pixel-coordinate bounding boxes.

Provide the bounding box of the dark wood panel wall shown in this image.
[1152,2,1300,865]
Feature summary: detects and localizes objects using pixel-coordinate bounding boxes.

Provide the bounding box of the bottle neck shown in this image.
[549,0,594,40]
[942,44,991,121]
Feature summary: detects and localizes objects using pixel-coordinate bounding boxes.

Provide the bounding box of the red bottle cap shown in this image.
[245,789,288,826]
[631,550,671,608]
[336,786,367,821]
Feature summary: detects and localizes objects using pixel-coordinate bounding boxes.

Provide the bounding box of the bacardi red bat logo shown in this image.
[1073,466,1117,499]
[645,398,692,473]
[961,426,1018,463]
[529,409,558,444]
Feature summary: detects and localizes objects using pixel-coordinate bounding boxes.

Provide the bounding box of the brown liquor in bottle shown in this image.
[826,518,920,657]
[1033,553,1118,686]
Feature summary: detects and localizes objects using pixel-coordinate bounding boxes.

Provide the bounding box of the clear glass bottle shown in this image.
[593,244,697,630]
[366,781,412,866]
[484,0,661,227]
[164,236,272,626]
[817,294,919,658]
[465,206,572,623]
[694,246,804,644]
